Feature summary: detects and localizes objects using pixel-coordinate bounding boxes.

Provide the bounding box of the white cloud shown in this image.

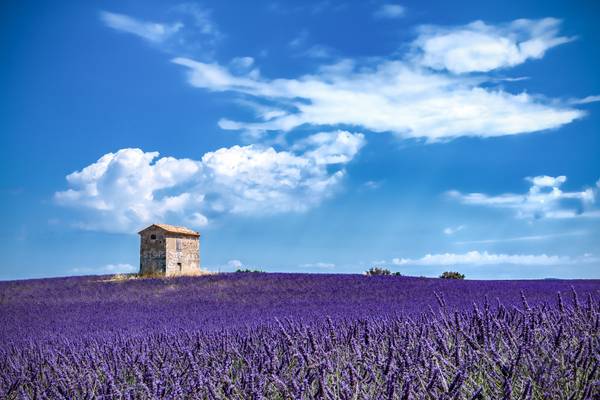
[569,95,600,105]
[292,130,365,164]
[300,262,336,269]
[528,175,566,187]
[448,175,598,219]
[105,14,589,141]
[443,225,465,235]
[100,11,183,43]
[172,18,584,142]
[174,3,220,37]
[71,263,137,275]
[303,44,335,59]
[210,259,265,272]
[363,180,382,190]
[289,30,309,48]
[374,4,406,19]
[230,56,255,69]
[55,148,202,231]
[413,18,573,74]
[55,131,364,233]
[392,251,597,266]
[455,230,586,244]
[227,259,243,269]
[100,6,221,55]
[268,1,347,15]
[287,30,336,59]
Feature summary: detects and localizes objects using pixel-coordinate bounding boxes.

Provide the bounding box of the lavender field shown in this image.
[1,273,599,399]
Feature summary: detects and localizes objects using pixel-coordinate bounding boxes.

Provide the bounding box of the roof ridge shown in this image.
[138,223,200,236]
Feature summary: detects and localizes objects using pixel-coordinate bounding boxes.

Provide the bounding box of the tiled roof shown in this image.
[138,223,200,237]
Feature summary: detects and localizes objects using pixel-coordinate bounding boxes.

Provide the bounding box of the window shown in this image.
[176,239,182,251]
[150,234,156,240]
[177,262,182,272]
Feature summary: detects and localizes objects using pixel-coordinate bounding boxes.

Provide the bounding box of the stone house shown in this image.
[138,223,200,276]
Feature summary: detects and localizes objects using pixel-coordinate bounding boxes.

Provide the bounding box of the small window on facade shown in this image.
[150,234,156,240]
[176,239,182,251]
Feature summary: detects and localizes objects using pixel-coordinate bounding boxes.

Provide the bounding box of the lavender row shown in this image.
[2,274,599,342]
[1,291,598,399]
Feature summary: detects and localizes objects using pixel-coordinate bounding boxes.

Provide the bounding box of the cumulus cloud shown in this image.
[292,130,366,164]
[413,18,573,74]
[55,149,202,231]
[373,4,406,19]
[448,175,598,219]
[392,251,597,266]
[172,18,584,142]
[55,131,364,233]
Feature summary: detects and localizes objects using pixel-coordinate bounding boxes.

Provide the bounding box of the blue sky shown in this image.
[1,0,599,280]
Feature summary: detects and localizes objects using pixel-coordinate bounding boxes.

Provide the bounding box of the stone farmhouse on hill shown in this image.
[138,223,200,276]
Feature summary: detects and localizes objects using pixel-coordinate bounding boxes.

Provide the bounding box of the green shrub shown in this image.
[439,271,465,279]
[366,267,391,276]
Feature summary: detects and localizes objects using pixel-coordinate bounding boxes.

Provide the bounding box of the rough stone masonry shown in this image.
[138,223,200,276]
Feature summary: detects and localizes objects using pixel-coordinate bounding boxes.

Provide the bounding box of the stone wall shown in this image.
[165,234,200,276]
[139,226,167,275]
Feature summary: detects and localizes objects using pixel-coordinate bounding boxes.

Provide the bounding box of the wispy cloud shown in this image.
[289,30,309,48]
[302,44,336,59]
[226,260,243,269]
[100,6,221,56]
[288,30,336,59]
[569,95,600,105]
[103,12,589,141]
[443,225,465,235]
[373,4,406,19]
[55,131,365,233]
[455,231,587,245]
[393,251,597,266]
[413,18,573,74]
[71,263,136,275]
[300,262,336,269]
[362,180,382,190]
[268,1,347,15]
[206,259,261,273]
[448,175,598,219]
[100,11,182,43]
[172,17,585,142]
[174,58,582,141]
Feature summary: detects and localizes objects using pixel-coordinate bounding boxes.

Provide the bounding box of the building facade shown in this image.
[138,224,200,276]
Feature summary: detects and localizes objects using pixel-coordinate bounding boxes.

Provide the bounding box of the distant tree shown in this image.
[439,271,465,280]
[235,269,265,273]
[366,267,391,276]
[393,272,402,276]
